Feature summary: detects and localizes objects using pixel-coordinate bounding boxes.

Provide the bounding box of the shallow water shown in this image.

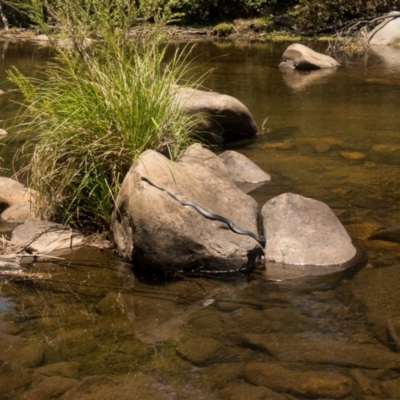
[1,39,400,399]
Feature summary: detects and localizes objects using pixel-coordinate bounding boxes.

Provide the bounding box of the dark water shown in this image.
[1,40,400,399]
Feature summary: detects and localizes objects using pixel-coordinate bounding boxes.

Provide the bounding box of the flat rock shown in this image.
[60,374,180,400]
[244,362,352,398]
[243,332,400,369]
[11,220,84,254]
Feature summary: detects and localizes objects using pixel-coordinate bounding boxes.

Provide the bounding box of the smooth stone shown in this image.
[217,382,288,400]
[60,373,178,400]
[369,224,400,243]
[338,265,400,344]
[244,362,352,398]
[387,316,400,351]
[242,332,400,369]
[0,128,7,135]
[350,369,382,396]
[173,87,258,144]
[0,360,32,395]
[380,378,400,399]
[1,202,37,223]
[176,337,226,366]
[44,329,97,363]
[261,192,356,266]
[0,177,34,210]
[280,43,339,69]
[20,375,80,400]
[95,293,136,317]
[0,334,44,368]
[11,220,84,254]
[340,151,366,160]
[35,361,81,379]
[218,150,271,183]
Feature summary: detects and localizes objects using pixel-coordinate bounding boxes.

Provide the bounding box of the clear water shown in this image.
[1,40,400,399]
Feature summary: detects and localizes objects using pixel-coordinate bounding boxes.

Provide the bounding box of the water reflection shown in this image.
[1,40,400,399]
[280,67,338,91]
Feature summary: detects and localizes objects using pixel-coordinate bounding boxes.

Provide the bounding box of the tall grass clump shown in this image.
[8,0,203,232]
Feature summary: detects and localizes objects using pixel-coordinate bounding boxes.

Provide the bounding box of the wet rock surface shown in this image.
[242,332,400,369]
[338,264,400,345]
[244,363,353,398]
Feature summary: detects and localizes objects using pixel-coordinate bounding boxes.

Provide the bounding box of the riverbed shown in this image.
[1,39,400,399]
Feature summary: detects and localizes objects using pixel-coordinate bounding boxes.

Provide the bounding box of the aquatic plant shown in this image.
[8,0,205,232]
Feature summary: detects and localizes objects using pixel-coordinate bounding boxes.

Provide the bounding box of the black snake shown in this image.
[141,177,266,246]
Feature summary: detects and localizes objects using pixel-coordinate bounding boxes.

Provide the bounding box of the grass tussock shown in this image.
[8,1,205,232]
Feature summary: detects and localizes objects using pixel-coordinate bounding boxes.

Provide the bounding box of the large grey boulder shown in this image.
[368,12,400,45]
[111,144,263,273]
[261,193,356,266]
[279,43,339,70]
[174,87,258,144]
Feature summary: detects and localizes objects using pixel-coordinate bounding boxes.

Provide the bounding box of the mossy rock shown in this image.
[212,23,234,37]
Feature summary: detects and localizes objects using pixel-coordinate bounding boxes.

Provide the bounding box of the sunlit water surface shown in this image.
[1,40,400,400]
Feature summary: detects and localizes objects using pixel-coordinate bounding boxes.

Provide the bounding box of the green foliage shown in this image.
[8,0,203,232]
[287,0,400,31]
[212,22,233,36]
[165,0,276,24]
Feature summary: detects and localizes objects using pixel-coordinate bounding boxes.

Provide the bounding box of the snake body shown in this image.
[141,177,266,246]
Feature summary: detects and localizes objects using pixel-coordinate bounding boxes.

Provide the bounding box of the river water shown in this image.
[1,39,400,399]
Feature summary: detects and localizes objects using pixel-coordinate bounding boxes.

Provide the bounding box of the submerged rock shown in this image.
[339,265,400,345]
[111,144,263,274]
[244,362,352,398]
[279,43,339,70]
[261,193,356,266]
[243,332,400,369]
[217,382,287,400]
[174,86,259,144]
[0,360,32,396]
[176,337,226,366]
